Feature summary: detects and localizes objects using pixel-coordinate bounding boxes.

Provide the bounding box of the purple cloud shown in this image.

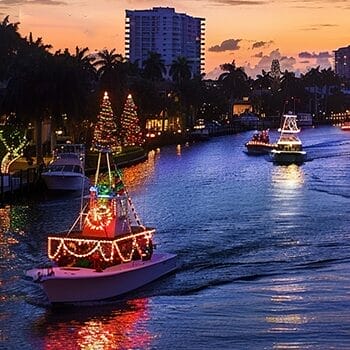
[252,40,273,49]
[301,23,338,31]
[253,51,263,58]
[208,39,242,52]
[244,49,297,77]
[298,51,332,59]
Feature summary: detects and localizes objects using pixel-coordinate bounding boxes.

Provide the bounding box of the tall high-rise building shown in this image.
[125,7,205,78]
[334,45,350,80]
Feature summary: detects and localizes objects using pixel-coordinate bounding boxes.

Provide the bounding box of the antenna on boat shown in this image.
[105,151,113,186]
[77,144,87,231]
[94,151,102,185]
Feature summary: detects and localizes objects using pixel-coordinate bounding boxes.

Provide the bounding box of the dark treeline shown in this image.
[0,16,349,163]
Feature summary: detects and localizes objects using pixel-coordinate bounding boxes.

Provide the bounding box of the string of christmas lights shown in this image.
[0,129,28,173]
[48,230,154,263]
[124,187,143,227]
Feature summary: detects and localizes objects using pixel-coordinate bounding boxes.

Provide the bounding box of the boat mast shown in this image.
[106,151,113,186]
[94,151,102,185]
[279,114,300,134]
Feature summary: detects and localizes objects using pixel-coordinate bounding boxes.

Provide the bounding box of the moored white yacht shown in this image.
[26,150,176,304]
[41,144,90,191]
[270,114,306,165]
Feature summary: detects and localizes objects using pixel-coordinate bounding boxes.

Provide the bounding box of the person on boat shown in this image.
[252,132,259,141]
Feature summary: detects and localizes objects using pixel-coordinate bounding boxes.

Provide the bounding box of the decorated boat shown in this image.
[270,114,306,165]
[26,149,177,303]
[41,143,90,191]
[340,121,350,131]
[245,129,276,155]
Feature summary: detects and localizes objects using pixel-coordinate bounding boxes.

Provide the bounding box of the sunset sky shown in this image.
[1,0,349,78]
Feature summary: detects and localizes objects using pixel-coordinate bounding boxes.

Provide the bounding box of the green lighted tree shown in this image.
[0,123,28,173]
[120,94,144,147]
[91,92,119,153]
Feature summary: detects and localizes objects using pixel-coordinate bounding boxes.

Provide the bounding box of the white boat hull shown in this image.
[26,253,177,303]
[42,172,90,191]
[270,150,306,165]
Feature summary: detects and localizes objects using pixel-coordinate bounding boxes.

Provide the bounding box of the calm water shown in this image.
[1,126,350,349]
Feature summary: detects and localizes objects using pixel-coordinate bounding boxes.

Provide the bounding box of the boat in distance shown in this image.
[270,114,306,165]
[340,121,350,131]
[190,118,210,141]
[245,129,276,155]
[26,149,177,304]
[41,143,90,191]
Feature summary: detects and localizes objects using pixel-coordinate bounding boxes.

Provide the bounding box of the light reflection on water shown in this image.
[35,299,152,350]
[271,164,305,190]
[265,276,309,334]
[121,149,158,191]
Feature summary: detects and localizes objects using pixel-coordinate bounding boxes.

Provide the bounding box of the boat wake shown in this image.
[310,186,350,199]
[294,256,350,270]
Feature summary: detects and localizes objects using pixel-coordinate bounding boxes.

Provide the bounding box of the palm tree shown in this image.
[49,48,97,145]
[254,70,273,90]
[251,70,273,115]
[93,48,128,114]
[218,60,249,114]
[129,78,162,122]
[142,52,166,81]
[4,46,54,164]
[170,56,192,84]
[319,67,341,116]
[93,49,123,87]
[280,70,299,113]
[178,75,204,128]
[301,67,322,116]
[219,61,249,98]
[26,32,52,52]
[0,16,22,81]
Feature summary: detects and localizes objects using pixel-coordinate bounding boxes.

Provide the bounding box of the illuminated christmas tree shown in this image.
[120,94,144,147]
[270,59,281,91]
[92,92,119,153]
[270,59,281,81]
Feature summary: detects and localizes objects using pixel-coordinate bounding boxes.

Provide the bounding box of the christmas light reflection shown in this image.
[271,164,304,190]
[122,150,158,190]
[0,205,27,260]
[264,276,311,337]
[270,165,305,220]
[176,144,181,156]
[40,298,153,350]
[0,205,27,302]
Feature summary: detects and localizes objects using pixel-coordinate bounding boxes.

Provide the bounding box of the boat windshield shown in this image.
[58,153,80,160]
[277,143,303,151]
[47,165,82,173]
[279,135,300,143]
